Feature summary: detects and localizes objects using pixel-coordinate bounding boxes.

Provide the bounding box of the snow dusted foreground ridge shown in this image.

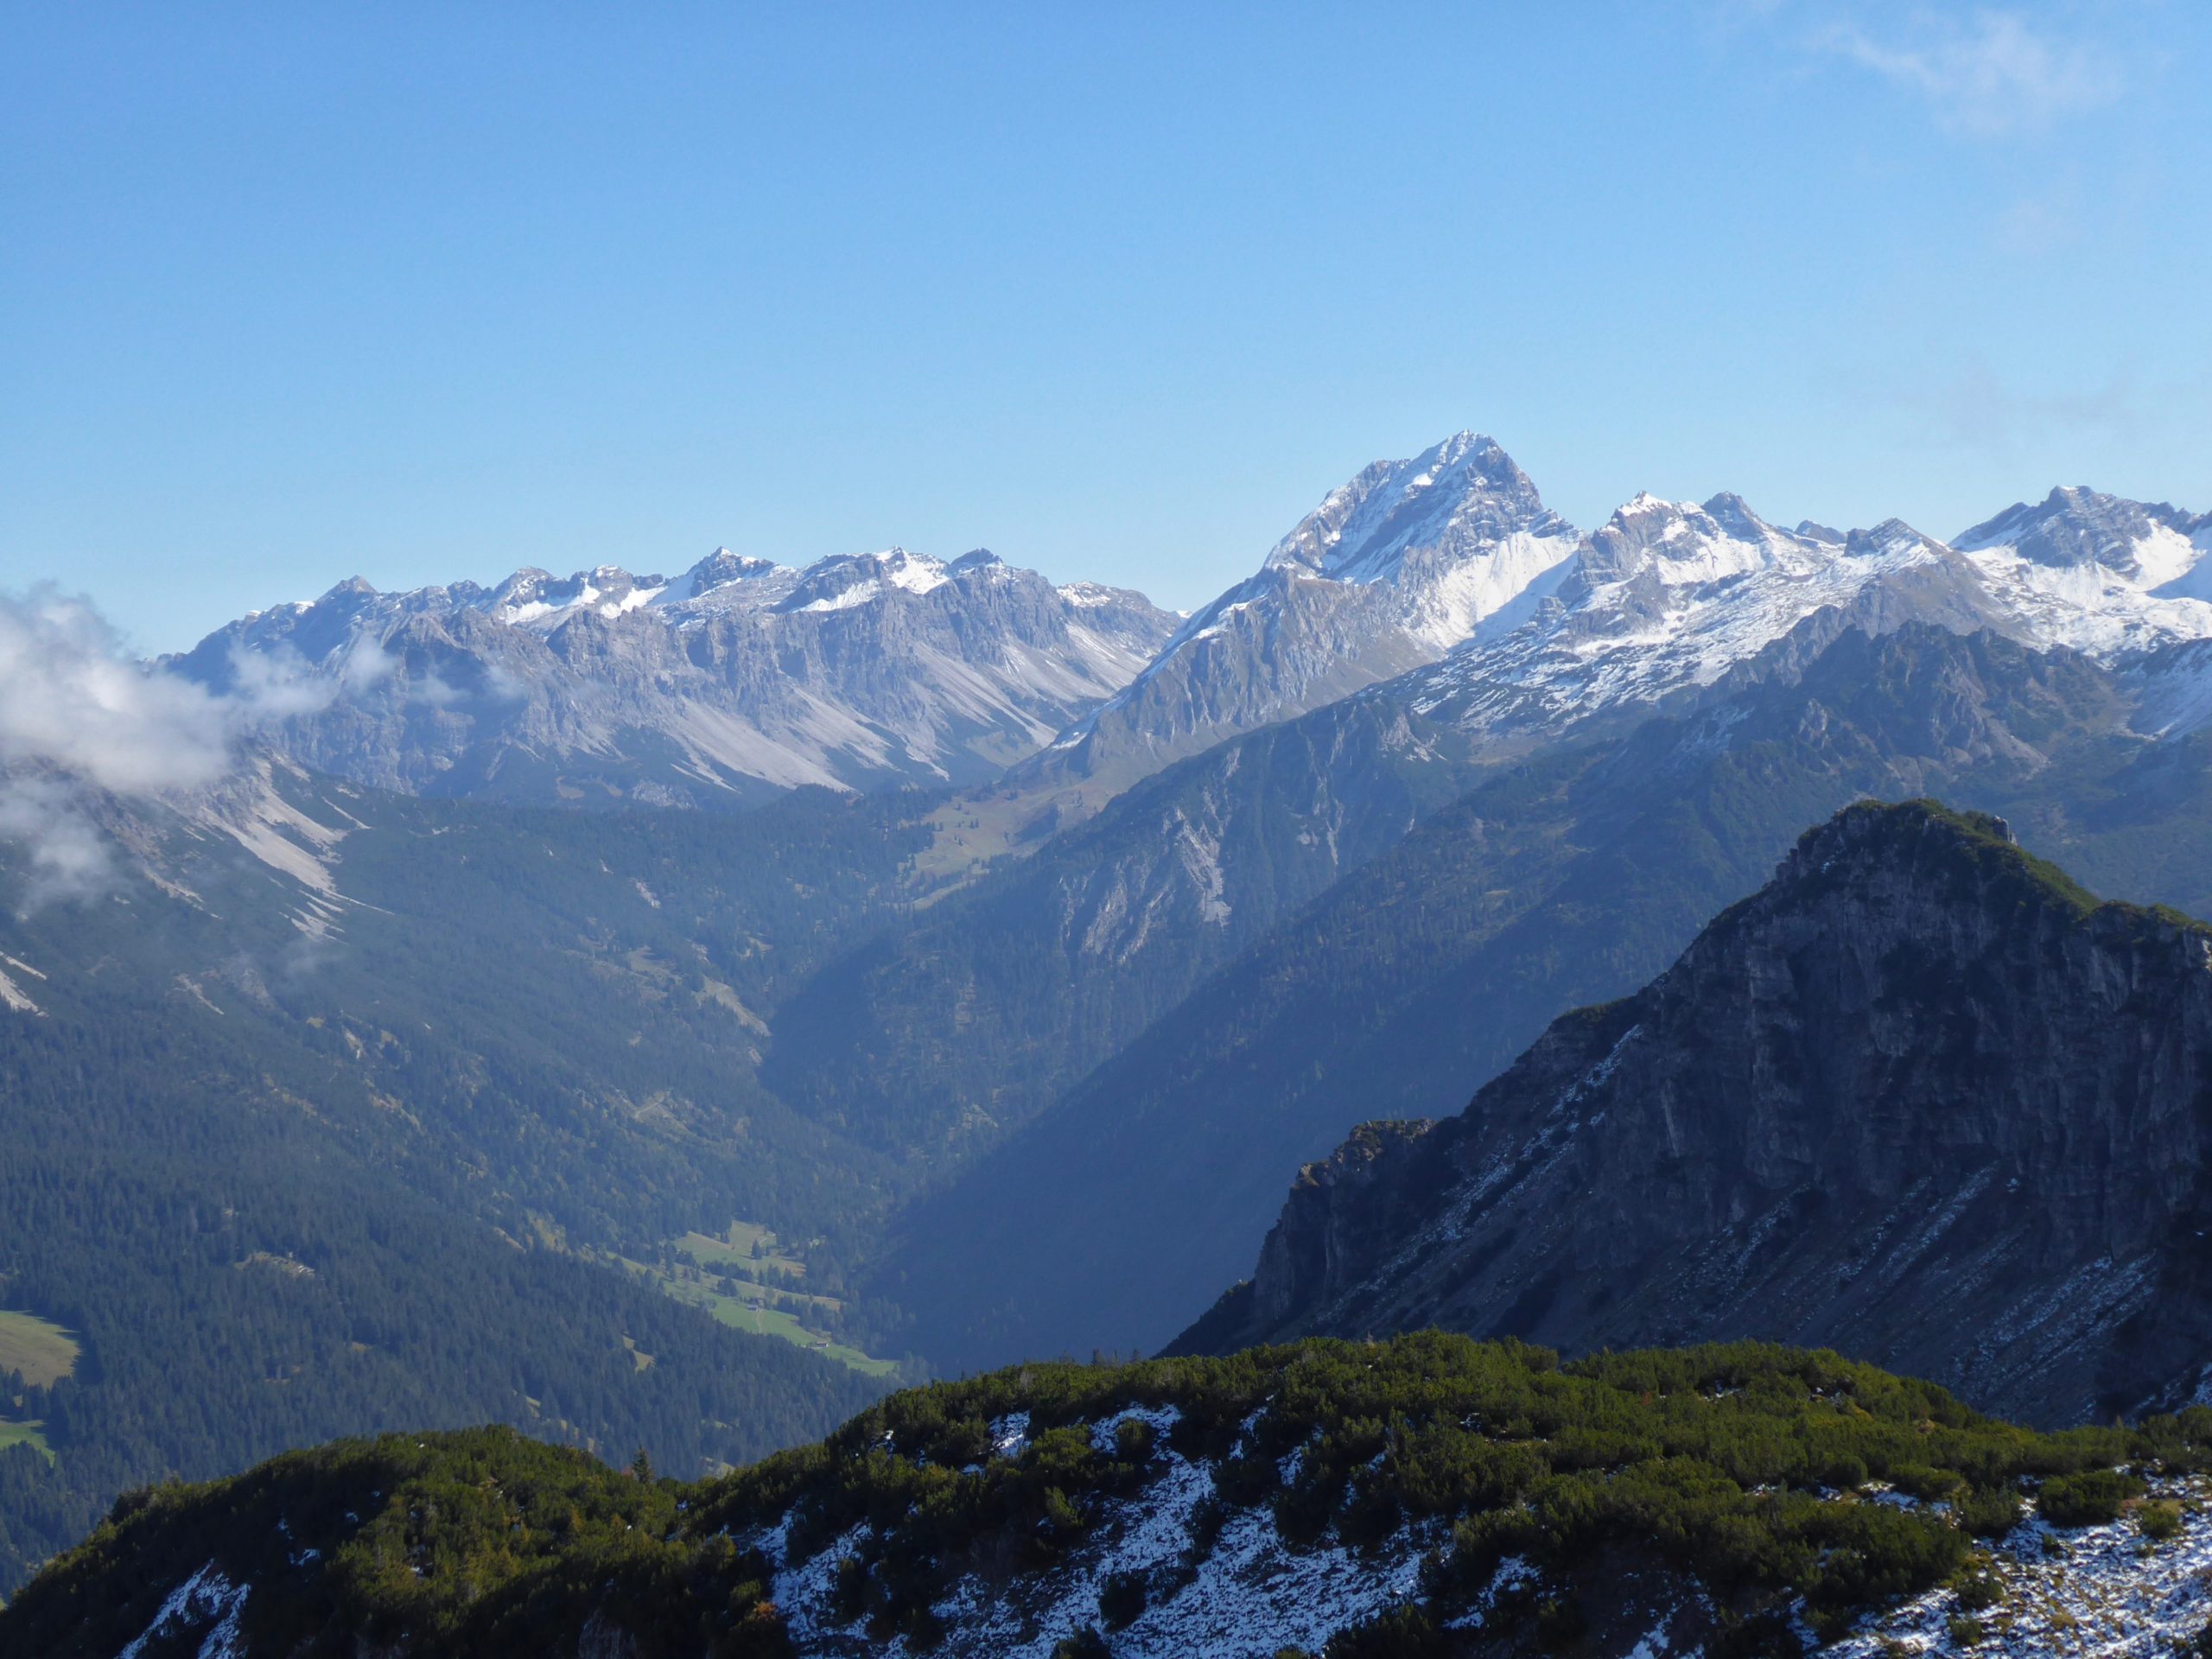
[20,1335,2212,1658]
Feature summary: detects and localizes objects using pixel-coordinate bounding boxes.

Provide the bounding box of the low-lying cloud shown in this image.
[0,588,236,795]
[0,588,273,905]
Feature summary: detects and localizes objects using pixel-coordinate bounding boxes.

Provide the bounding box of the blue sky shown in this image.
[4,3,2209,651]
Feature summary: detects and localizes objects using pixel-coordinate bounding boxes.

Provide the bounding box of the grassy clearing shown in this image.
[612,1226,899,1380]
[0,1420,52,1462]
[653,1273,898,1380]
[673,1221,797,1274]
[0,1311,79,1389]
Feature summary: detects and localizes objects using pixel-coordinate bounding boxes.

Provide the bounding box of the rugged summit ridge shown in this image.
[1184,799,2212,1426]
[173,547,1179,804]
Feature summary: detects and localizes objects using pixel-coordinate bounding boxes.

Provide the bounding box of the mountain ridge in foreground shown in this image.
[10,1334,2212,1657]
[1180,798,2212,1427]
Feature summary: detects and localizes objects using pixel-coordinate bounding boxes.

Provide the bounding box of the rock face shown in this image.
[171,548,1178,805]
[1182,798,2212,1426]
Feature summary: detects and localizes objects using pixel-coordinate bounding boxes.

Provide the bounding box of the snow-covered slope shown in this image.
[171,547,1179,805]
[1409,482,2212,743]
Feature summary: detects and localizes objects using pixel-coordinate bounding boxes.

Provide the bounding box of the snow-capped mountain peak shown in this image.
[1017,433,1584,801]
[486,564,669,629]
[1567,491,1829,597]
[1955,485,2211,588]
[1263,430,1567,589]
[659,547,787,606]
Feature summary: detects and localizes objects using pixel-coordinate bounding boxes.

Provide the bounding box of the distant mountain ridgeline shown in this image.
[170,547,1179,807]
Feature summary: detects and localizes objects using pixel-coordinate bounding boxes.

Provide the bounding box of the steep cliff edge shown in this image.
[1180,799,2212,1426]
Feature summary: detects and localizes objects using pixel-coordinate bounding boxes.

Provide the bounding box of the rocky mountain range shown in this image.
[868,615,2212,1375]
[1182,798,2212,1428]
[171,546,1179,804]
[1002,432,1580,817]
[172,436,2212,845]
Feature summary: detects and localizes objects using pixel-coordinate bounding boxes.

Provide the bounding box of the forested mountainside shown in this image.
[1185,800,2212,1429]
[14,1334,2212,1658]
[877,620,2212,1372]
[173,547,1178,805]
[0,772,935,1595]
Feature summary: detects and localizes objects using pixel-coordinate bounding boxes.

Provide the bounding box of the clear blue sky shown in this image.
[5,3,2209,651]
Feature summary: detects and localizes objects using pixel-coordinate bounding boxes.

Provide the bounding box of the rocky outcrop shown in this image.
[1183,798,2212,1426]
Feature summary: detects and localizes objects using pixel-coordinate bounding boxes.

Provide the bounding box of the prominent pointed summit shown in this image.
[1020,431,1580,810]
[1263,431,1563,587]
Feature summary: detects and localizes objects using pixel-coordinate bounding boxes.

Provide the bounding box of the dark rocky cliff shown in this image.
[1179,799,2212,1426]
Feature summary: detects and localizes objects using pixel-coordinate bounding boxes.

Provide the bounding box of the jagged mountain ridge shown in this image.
[1408,480,2212,750]
[1184,798,2212,1427]
[175,436,2212,833]
[173,545,1179,805]
[971,443,2212,855]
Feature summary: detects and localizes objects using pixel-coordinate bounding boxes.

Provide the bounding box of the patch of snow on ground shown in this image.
[1821,1474,2212,1656]
[766,1520,872,1651]
[0,963,41,1015]
[925,1417,1433,1657]
[115,1560,251,1659]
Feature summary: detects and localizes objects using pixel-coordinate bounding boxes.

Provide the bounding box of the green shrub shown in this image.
[1039,1485,1087,1543]
[1051,1628,1109,1659]
[1323,1604,1448,1657]
[1707,1611,1806,1658]
[1955,1485,2024,1538]
[1953,1568,2002,1611]
[2039,1469,2145,1527]
[1214,1451,1279,1507]
[2137,1498,2183,1542]
[1947,1614,1985,1647]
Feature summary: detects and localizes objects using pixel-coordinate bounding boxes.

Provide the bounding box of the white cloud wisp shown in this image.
[1815,9,2124,137]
